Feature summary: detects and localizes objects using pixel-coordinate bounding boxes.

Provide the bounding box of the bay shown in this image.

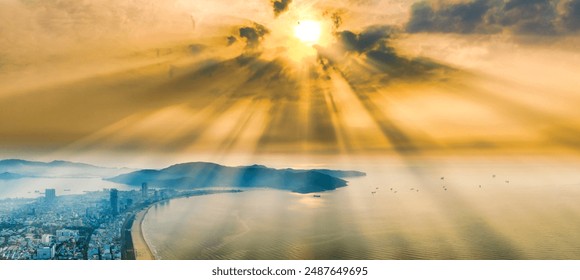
[141,157,580,260]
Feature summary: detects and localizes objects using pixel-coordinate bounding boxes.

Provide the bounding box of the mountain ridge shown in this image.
[107,162,365,194]
[0,159,132,178]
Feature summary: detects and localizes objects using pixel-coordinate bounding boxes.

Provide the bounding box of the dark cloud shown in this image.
[238,23,269,49]
[272,0,292,17]
[331,12,343,30]
[226,35,237,46]
[325,25,448,82]
[499,0,558,35]
[323,10,345,30]
[563,0,580,31]
[406,0,496,34]
[406,0,580,36]
[337,25,395,53]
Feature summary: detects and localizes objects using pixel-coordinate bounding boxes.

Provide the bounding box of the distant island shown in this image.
[0,172,24,180]
[107,162,366,194]
[0,159,132,179]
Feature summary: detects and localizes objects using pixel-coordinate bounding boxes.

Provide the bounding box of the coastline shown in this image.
[131,205,155,260]
[127,189,244,260]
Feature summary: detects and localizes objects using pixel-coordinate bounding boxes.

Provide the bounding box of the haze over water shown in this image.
[0,178,133,199]
[141,156,580,260]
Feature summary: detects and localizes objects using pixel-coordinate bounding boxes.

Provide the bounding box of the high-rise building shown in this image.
[36,245,55,260]
[110,188,119,215]
[141,182,148,200]
[41,234,53,246]
[45,189,56,204]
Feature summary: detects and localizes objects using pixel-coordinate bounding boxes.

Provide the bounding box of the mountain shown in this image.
[107,162,363,194]
[0,159,132,178]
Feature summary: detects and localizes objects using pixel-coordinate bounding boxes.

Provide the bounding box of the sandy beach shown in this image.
[131,206,155,260]
[128,190,241,260]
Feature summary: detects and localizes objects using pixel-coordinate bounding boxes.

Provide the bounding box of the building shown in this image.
[110,188,119,215]
[36,245,55,260]
[126,198,133,208]
[55,229,79,242]
[41,234,54,246]
[45,189,56,204]
[141,183,148,200]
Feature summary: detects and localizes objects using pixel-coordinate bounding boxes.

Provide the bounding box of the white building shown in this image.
[41,234,53,245]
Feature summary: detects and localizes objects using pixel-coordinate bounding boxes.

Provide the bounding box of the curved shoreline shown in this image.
[128,189,243,260]
[131,206,155,260]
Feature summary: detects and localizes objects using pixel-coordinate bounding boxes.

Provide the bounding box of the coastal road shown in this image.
[121,212,136,260]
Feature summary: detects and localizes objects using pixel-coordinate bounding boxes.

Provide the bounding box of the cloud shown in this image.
[322,10,345,30]
[0,0,192,69]
[563,0,580,31]
[323,25,449,82]
[337,25,396,53]
[330,12,344,30]
[227,35,238,46]
[500,0,558,35]
[406,0,495,34]
[238,23,270,49]
[312,25,455,153]
[272,0,292,17]
[406,0,580,36]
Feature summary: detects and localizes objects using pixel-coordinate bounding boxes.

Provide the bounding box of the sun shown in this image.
[294,20,322,45]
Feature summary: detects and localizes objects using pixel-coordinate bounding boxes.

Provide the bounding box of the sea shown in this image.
[0,177,134,199]
[139,156,580,260]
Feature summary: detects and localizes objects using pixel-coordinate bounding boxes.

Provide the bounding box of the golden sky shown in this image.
[1,0,580,163]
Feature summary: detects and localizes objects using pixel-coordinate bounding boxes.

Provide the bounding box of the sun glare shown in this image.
[294,20,321,45]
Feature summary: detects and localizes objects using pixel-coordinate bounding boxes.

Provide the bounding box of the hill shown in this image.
[0,172,24,180]
[107,162,364,194]
[0,159,132,178]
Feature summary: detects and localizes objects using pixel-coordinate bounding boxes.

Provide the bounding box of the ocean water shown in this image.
[0,177,134,198]
[141,157,580,260]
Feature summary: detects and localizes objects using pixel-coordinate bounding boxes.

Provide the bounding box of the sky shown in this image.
[1,0,580,166]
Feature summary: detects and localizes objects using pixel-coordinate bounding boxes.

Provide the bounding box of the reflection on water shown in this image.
[141,157,580,259]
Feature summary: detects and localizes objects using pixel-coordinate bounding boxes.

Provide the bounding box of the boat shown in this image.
[312,194,321,198]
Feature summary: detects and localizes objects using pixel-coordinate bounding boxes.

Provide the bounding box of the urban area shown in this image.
[0,183,222,260]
